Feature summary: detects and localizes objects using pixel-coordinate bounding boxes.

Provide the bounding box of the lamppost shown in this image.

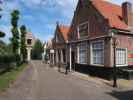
[109,29,118,88]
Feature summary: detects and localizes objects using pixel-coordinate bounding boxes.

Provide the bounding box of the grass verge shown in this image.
[0,63,27,92]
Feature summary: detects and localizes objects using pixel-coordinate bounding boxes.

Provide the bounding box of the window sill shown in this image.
[116,64,128,67]
[77,63,88,65]
[90,64,104,67]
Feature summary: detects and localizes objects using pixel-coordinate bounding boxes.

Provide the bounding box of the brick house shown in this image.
[67,0,133,77]
[53,23,69,66]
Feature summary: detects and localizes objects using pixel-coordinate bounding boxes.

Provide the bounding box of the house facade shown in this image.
[67,0,133,75]
[26,32,36,61]
[53,23,69,66]
[46,38,54,64]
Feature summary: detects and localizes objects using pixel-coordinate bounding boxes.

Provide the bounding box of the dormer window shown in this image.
[27,39,32,45]
[78,22,89,39]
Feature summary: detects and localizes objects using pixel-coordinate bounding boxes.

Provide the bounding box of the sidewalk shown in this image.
[72,71,133,90]
[51,65,133,90]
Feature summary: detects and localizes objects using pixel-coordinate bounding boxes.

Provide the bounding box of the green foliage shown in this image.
[20,25,27,62]
[0,42,21,80]
[0,64,27,92]
[10,9,20,55]
[31,40,43,60]
[111,29,118,34]
[0,40,10,55]
[0,7,5,38]
[0,54,15,64]
[0,40,6,48]
[0,41,16,69]
[0,31,5,37]
[11,10,19,27]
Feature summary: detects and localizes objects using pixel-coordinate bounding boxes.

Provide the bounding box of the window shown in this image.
[78,22,89,38]
[27,39,32,45]
[91,41,104,65]
[78,42,87,64]
[116,48,127,66]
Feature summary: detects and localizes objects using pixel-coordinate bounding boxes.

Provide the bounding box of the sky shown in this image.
[0,0,132,43]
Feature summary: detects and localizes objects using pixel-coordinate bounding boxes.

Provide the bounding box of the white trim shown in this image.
[90,64,104,67]
[69,45,72,71]
[90,40,104,66]
[118,30,132,34]
[116,48,128,67]
[77,45,79,63]
[79,21,89,26]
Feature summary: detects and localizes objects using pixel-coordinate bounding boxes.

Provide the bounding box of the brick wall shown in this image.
[115,34,133,66]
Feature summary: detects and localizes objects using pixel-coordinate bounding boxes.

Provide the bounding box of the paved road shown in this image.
[0,61,133,100]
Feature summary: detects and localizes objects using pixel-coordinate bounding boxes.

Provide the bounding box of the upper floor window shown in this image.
[27,39,32,45]
[78,22,89,39]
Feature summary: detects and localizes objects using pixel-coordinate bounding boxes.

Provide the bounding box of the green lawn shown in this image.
[0,64,27,92]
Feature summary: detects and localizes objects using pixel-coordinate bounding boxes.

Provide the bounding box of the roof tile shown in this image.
[58,25,70,42]
[92,0,132,30]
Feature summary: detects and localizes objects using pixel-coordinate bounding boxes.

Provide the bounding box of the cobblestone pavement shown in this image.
[0,61,133,100]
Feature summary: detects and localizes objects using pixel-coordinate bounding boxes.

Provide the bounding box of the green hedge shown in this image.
[0,54,21,63]
[0,54,16,64]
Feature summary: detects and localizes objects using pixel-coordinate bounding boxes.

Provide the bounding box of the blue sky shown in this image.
[0,0,132,43]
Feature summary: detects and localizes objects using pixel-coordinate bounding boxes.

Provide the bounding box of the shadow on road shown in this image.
[107,90,133,100]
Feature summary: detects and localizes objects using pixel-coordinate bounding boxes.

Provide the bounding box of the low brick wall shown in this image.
[120,67,133,80]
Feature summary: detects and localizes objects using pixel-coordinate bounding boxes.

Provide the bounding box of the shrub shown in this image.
[31,39,43,60]
[0,54,15,64]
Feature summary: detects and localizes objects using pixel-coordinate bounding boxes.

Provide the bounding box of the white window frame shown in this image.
[116,48,128,67]
[90,40,104,66]
[77,21,89,39]
[77,45,80,63]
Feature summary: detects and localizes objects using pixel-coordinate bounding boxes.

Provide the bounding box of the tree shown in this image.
[31,40,43,60]
[0,31,5,37]
[20,25,27,62]
[10,10,20,65]
[10,10,20,55]
[0,6,5,38]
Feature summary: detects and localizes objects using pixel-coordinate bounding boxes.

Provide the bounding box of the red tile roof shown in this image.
[58,25,70,42]
[92,0,132,31]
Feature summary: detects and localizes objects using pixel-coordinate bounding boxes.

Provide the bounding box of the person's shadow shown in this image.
[107,90,133,100]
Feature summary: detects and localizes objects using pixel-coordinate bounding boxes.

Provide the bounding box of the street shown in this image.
[0,61,133,100]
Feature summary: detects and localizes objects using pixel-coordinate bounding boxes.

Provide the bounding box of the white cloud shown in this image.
[20,0,44,8]
[2,0,20,11]
[0,0,78,43]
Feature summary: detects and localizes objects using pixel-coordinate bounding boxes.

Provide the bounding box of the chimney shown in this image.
[122,2,132,26]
